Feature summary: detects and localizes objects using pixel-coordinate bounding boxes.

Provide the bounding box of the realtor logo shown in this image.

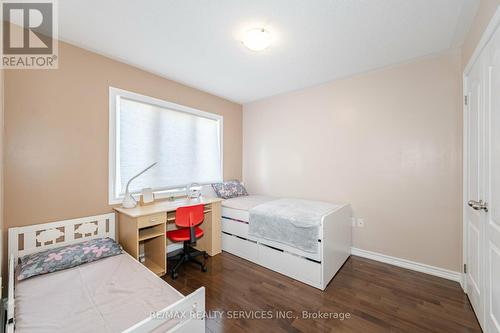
[1,0,58,69]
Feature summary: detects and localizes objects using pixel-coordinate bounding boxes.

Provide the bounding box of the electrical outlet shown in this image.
[356,218,365,228]
[351,217,357,227]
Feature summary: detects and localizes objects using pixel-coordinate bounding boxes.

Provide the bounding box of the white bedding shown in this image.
[222,195,276,211]
[222,195,339,255]
[249,198,338,253]
[222,195,276,221]
[15,253,182,333]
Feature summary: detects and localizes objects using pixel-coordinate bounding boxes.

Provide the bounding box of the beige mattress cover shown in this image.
[15,253,183,333]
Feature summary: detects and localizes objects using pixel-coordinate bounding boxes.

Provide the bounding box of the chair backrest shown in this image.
[175,204,205,228]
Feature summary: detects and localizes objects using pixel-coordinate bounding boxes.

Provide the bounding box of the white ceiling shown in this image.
[58,0,479,104]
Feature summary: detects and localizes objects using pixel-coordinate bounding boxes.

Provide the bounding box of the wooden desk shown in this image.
[114,197,223,276]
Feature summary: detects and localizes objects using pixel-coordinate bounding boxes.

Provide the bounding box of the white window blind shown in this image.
[109,88,223,203]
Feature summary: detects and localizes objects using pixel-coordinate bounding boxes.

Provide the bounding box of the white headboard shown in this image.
[8,213,116,262]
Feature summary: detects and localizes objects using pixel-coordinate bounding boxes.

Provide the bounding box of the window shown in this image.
[109,87,223,204]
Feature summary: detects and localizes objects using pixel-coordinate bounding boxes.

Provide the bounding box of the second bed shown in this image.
[220,195,351,290]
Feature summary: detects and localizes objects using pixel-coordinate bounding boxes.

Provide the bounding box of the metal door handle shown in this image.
[468,200,488,212]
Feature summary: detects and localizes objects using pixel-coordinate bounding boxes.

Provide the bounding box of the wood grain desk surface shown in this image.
[114,196,223,218]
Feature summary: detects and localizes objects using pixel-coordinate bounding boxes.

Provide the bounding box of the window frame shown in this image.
[108,87,223,205]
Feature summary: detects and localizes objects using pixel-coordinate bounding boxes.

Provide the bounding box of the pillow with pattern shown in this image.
[18,237,123,281]
[212,180,248,199]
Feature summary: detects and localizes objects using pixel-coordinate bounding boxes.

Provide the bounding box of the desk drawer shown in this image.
[138,213,166,228]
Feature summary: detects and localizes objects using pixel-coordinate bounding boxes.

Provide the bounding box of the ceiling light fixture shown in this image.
[241,28,273,52]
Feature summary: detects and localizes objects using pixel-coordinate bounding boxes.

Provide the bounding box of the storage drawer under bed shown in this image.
[222,232,258,262]
[258,242,321,287]
[221,207,250,223]
[221,232,322,288]
[221,217,249,238]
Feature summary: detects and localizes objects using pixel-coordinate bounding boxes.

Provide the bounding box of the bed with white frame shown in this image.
[6,213,205,333]
[220,195,352,290]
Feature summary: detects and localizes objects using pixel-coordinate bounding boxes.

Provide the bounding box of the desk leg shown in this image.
[195,202,222,256]
[210,201,221,255]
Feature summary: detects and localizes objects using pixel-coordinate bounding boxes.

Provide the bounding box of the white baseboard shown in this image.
[351,247,462,283]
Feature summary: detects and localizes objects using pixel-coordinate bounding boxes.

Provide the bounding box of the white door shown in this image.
[483,25,500,333]
[464,15,500,333]
[465,53,485,324]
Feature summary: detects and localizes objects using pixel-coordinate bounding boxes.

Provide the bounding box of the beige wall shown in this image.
[4,41,242,231]
[5,2,494,278]
[462,0,500,68]
[243,51,462,271]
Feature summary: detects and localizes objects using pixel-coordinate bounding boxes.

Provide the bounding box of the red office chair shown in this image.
[166,204,208,279]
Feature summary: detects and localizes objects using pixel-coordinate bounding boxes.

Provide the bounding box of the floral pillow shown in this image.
[212,180,248,199]
[18,237,122,281]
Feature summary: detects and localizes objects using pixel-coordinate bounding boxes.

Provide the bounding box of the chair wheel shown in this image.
[204,253,209,259]
[171,271,178,279]
[201,266,208,272]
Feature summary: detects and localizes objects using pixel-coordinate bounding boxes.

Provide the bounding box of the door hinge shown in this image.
[464,95,468,106]
[464,264,467,274]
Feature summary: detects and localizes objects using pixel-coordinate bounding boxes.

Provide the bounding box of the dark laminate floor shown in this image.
[163,253,481,333]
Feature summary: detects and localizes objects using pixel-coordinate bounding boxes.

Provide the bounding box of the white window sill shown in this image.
[109,188,188,206]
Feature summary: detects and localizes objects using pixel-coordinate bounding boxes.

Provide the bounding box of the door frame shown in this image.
[462,4,500,294]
